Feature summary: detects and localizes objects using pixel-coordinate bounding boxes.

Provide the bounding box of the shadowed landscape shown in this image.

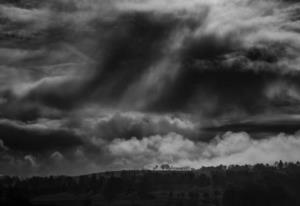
[1,162,300,206]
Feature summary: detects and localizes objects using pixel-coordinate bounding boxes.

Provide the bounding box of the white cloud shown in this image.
[107,131,300,169]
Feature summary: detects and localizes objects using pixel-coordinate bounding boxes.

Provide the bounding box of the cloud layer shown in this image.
[109,131,300,169]
[2,129,300,176]
[0,0,300,175]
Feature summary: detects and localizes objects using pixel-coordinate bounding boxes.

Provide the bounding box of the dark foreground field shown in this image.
[1,162,300,206]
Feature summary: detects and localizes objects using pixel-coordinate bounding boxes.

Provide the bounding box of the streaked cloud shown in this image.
[0,0,300,175]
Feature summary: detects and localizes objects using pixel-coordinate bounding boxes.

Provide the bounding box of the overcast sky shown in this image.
[0,0,300,176]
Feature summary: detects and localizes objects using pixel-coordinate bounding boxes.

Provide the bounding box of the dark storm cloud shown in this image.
[33,1,300,116]
[1,0,300,175]
[203,114,300,138]
[23,77,84,110]
[147,58,300,117]
[85,12,178,103]
[0,119,83,152]
[0,0,42,8]
[0,9,181,111]
[1,0,300,116]
[204,121,300,136]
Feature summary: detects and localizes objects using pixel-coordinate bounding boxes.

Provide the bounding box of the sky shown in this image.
[0,0,300,176]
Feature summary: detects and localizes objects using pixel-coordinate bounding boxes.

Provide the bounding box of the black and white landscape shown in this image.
[0,0,300,205]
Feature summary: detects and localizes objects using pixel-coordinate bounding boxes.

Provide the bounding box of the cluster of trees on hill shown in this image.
[1,161,300,206]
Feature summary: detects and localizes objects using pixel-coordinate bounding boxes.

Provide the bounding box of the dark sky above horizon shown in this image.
[1,0,300,176]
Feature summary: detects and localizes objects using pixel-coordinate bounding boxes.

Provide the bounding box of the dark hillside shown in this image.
[1,162,300,206]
